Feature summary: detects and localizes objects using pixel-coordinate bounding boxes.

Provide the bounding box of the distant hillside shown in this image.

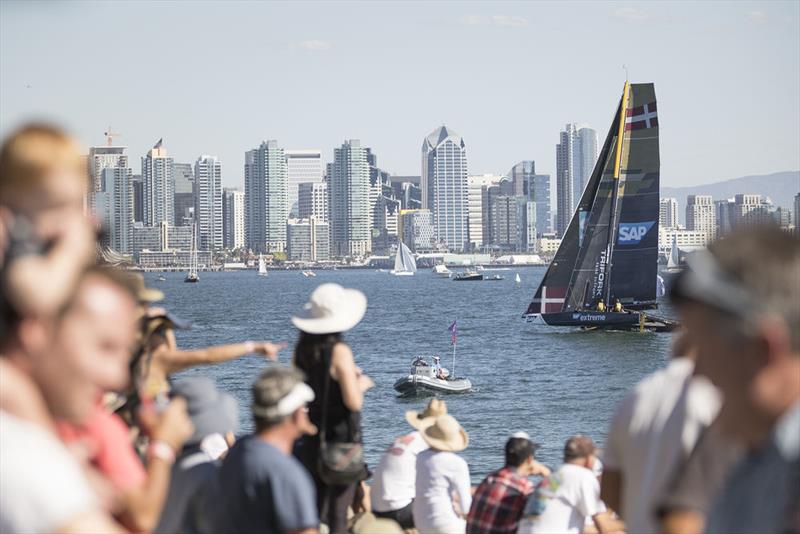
[662,171,799,224]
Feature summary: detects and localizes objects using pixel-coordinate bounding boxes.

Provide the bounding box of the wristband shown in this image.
[147,440,176,465]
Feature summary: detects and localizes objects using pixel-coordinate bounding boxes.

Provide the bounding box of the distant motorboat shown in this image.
[302,271,316,278]
[432,264,452,278]
[156,275,167,282]
[390,241,417,276]
[257,255,268,277]
[453,271,483,281]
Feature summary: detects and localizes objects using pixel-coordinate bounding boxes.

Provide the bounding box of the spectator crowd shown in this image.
[0,123,798,534]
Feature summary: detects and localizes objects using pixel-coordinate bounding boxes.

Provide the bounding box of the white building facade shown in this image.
[245,140,289,253]
[467,174,502,250]
[686,194,716,241]
[141,140,175,227]
[660,197,679,229]
[298,181,329,221]
[422,125,469,251]
[222,188,245,250]
[330,140,371,257]
[285,149,323,216]
[194,155,223,251]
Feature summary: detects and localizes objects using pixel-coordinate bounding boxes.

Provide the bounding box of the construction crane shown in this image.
[104,126,121,147]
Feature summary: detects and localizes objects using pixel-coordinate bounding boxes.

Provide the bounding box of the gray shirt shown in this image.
[706,402,800,534]
[207,435,318,534]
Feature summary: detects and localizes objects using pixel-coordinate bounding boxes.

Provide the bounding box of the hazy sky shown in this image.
[1,1,798,189]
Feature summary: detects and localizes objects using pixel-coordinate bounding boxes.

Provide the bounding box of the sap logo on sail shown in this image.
[618,221,656,245]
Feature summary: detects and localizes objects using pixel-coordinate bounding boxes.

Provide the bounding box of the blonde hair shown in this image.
[0,124,86,206]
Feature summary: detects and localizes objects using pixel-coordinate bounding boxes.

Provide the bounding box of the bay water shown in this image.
[158,267,675,481]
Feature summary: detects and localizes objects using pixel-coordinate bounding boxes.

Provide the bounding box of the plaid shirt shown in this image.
[466,467,534,534]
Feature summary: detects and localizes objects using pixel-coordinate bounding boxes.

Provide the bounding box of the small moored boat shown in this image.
[453,271,483,281]
[432,264,452,278]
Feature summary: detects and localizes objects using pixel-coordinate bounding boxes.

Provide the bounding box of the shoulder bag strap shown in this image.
[319,347,332,443]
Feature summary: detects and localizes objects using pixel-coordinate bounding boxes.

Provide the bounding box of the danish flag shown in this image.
[625,102,658,131]
[532,286,567,313]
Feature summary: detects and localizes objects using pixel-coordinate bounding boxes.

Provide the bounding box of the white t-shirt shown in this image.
[602,357,721,534]
[0,410,98,534]
[413,448,472,534]
[371,431,428,512]
[518,464,606,534]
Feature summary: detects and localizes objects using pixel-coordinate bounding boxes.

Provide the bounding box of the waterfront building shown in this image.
[555,124,597,236]
[141,139,175,227]
[467,174,501,250]
[88,145,127,193]
[223,188,245,250]
[286,218,330,262]
[132,174,143,223]
[244,140,289,253]
[686,194,716,241]
[298,182,329,221]
[399,209,436,252]
[100,166,134,254]
[658,227,709,253]
[507,161,551,236]
[173,162,194,226]
[482,178,514,248]
[537,234,562,256]
[285,149,323,216]
[491,195,519,251]
[137,250,212,270]
[330,139,371,257]
[421,125,469,251]
[715,198,735,238]
[732,193,774,229]
[193,155,223,251]
[660,197,678,229]
[132,221,193,260]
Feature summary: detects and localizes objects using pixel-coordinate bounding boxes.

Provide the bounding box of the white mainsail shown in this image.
[666,235,679,269]
[258,254,268,276]
[391,242,417,275]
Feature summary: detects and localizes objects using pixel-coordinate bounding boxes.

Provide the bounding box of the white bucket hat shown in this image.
[291,283,367,335]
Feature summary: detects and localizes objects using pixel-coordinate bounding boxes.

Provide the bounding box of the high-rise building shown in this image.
[715,198,735,238]
[141,139,174,227]
[399,209,436,252]
[244,140,289,253]
[422,125,469,251]
[173,162,194,226]
[193,155,223,251]
[467,174,502,250]
[686,195,716,241]
[88,145,127,193]
[330,139,371,257]
[287,218,330,262]
[285,150,323,216]
[732,194,774,229]
[298,182,329,221]
[555,124,597,236]
[100,166,134,254]
[795,193,800,227]
[222,188,245,250]
[660,197,678,229]
[482,178,514,248]
[132,174,143,223]
[507,161,551,236]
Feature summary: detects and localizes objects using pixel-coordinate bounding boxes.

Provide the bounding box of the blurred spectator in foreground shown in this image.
[0,267,142,533]
[154,377,239,534]
[203,366,319,534]
[0,124,95,323]
[467,432,550,534]
[668,226,800,534]
[292,283,373,534]
[54,266,193,532]
[371,398,447,529]
[413,414,472,534]
[600,331,721,533]
[518,436,615,534]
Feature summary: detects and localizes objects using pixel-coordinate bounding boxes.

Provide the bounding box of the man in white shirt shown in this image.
[371,399,446,529]
[518,436,614,534]
[600,334,721,534]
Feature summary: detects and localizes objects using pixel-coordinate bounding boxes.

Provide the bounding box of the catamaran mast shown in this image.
[604,81,630,304]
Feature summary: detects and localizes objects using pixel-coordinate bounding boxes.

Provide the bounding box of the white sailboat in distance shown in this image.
[390,241,417,276]
[257,254,268,277]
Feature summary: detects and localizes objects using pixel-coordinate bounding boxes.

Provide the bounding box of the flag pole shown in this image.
[452,339,456,379]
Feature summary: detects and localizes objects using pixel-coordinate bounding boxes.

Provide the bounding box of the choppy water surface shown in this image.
[159,268,675,481]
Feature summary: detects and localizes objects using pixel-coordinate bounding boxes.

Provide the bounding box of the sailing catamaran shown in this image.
[185,223,199,283]
[257,254,268,277]
[390,241,417,276]
[523,82,677,332]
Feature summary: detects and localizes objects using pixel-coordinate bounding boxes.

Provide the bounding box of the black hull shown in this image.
[453,274,483,281]
[527,310,679,332]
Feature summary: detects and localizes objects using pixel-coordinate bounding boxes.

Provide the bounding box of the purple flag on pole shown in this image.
[448,320,457,345]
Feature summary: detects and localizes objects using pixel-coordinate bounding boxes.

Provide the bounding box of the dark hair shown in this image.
[564,435,596,462]
[293,331,343,370]
[505,437,537,468]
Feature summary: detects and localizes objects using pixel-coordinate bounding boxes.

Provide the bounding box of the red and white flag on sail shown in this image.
[531,286,567,313]
[625,102,658,131]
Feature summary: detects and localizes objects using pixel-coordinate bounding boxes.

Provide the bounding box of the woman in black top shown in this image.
[291,284,373,534]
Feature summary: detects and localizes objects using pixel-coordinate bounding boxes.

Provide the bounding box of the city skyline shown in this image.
[1,1,797,190]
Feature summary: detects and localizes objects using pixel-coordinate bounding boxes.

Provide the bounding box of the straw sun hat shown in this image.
[291,283,367,335]
[421,414,469,452]
[405,398,447,430]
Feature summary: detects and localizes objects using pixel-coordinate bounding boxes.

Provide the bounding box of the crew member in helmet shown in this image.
[432,356,443,379]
